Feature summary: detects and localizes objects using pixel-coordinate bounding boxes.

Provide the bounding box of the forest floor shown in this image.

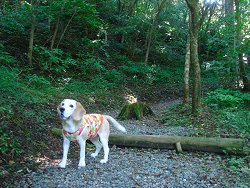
[14,99,250,188]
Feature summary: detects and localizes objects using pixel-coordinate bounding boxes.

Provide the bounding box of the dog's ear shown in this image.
[72,102,86,121]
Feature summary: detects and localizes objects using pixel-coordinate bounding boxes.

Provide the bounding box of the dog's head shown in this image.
[57,99,86,121]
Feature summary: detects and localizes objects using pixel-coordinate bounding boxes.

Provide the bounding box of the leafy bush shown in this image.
[220,109,250,135]
[79,56,106,77]
[0,44,16,65]
[119,61,159,83]
[0,126,21,159]
[202,61,237,89]
[103,69,124,85]
[202,61,231,73]
[205,89,250,108]
[33,46,77,76]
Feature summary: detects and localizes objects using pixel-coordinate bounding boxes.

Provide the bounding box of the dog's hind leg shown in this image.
[90,137,102,158]
[99,133,109,164]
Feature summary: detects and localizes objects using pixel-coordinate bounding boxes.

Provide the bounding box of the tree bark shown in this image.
[50,17,60,50]
[183,36,190,105]
[56,9,77,48]
[51,129,245,155]
[185,0,201,114]
[28,1,36,66]
[50,4,65,50]
[225,0,234,15]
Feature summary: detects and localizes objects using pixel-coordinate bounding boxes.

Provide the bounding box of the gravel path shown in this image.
[15,100,249,187]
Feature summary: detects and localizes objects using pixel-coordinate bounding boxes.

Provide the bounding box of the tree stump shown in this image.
[118,102,154,120]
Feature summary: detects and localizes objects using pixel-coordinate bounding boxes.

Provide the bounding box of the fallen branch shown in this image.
[52,128,245,155]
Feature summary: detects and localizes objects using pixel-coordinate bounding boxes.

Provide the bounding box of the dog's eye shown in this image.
[69,104,74,108]
[62,103,64,106]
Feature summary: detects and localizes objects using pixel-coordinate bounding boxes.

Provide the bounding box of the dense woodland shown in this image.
[0,0,249,186]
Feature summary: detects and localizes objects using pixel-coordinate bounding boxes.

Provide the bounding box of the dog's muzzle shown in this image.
[60,107,65,113]
[59,107,67,120]
[59,114,66,120]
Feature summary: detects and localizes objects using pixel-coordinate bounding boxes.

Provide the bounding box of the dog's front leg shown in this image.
[59,137,70,168]
[78,138,86,168]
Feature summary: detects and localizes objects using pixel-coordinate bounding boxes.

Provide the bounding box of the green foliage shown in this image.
[220,109,250,135]
[119,61,160,83]
[33,46,77,76]
[205,89,250,108]
[0,126,21,159]
[161,89,250,137]
[202,61,237,89]
[161,104,192,127]
[0,44,16,65]
[227,157,250,174]
[80,56,106,77]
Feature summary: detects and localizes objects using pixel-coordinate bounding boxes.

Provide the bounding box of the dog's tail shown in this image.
[105,115,126,133]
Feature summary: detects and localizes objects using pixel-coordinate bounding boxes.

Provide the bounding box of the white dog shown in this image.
[57,99,126,168]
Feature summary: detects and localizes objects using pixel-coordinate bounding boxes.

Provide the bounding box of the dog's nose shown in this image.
[60,107,65,113]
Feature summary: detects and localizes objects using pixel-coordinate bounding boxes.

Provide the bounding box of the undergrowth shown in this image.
[161,89,250,138]
[161,89,250,175]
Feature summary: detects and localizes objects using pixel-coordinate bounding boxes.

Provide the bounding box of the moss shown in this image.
[118,102,154,120]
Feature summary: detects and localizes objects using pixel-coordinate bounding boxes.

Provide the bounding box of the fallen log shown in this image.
[52,128,245,155]
[109,134,245,155]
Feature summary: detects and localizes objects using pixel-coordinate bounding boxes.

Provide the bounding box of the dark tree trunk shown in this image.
[183,36,190,105]
[185,0,201,114]
[28,1,36,66]
[50,17,60,50]
[225,0,234,15]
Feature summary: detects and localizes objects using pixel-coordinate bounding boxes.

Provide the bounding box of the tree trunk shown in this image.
[144,0,167,63]
[56,9,77,48]
[183,36,190,105]
[28,2,36,66]
[144,19,154,63]
[117,0,121,14]
[234,0,249,91]
[185,0,201,114]
[50,3,65,50]
[51,129,245,155]
[50,17,60,50]
[225,0,234,15]
[128,0,138,16]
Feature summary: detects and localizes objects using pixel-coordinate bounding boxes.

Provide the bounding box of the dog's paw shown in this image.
[91,153,98,158]
[59,162,66,168]
[100,159,108,164]
[78,161,86,168]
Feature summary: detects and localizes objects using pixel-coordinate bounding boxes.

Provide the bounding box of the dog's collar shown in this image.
[63,114,104,143]
[63,125,86,143]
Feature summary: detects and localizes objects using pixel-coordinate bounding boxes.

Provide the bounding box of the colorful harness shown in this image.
[63,114,104,143]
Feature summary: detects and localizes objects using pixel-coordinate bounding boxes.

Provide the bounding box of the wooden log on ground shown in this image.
[109,134,244,155]
[51,128,244,155]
